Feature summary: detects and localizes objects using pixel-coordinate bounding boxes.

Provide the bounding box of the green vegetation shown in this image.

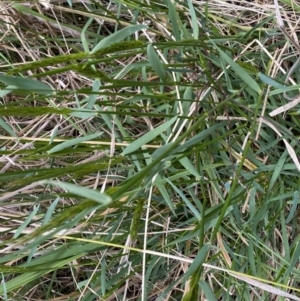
[1,0,300,300]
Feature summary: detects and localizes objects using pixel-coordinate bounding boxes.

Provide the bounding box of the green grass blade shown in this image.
[44,181,112,205]
[48,132,103,154]
[213,42,261,93]
[147,44,166,81]
[0,75,53,95]
[199,280,218,301]
[0,117,17,137]
[13,205,40,239]
[187,0,199,39]
[122,116,177,155]
[91,24,147,53]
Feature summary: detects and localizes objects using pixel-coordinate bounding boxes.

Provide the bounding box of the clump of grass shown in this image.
[1,0,300,300]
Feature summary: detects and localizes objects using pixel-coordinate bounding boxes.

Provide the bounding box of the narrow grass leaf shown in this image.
[280,212,291,264]
[199,280,218,301]
[166,230,199,246]
[13,205,40,239]
[151,142,176,160]
[27,246,38,265]
[213,43,261,93]
[130,198,144,240]
[179,157,200,178]
[48,132,103,154]
[269,84,300,96]
[0,117,17,137]
[122,116,177,155]
[166,178,200,220]
[1,274,7,300]
[182,244,210,282]
[155,178,176,215]
[243,15,274,40]
[114,112,209,202]
[221,57,232,91]
[42,197,60,224]
[286,191,299,223]
[44,181,112,205]
[187,0,199,39]
[258,72,286,89]
[268,154,286,192]
[101,258,106,295]
[0,256,83,294]
[86,79,101,109]
[91,24,147,53]
[0,75,53,95]
[166,0,180,41]
[283,241,300,280]
[175,122,227,153]
[147,44,166,81]
[69,109,97,119]
[248,240,256,275]
[49,124,59,144]
[182,283,199,301]
[81,17,94,52]
[144,257,162,300]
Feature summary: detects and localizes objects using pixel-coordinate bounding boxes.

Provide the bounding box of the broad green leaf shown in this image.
[122,116,177,155]
[147,44,166,81]
[91,24,147,53]
[48,132,103,154]
[44,181,112,205]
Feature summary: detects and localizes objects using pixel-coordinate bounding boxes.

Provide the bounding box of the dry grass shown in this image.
[1,0,300,300]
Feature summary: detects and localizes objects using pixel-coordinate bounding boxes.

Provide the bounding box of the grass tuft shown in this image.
[1,0,300,300]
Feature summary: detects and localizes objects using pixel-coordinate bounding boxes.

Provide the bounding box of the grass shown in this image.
[0,0,300,300]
